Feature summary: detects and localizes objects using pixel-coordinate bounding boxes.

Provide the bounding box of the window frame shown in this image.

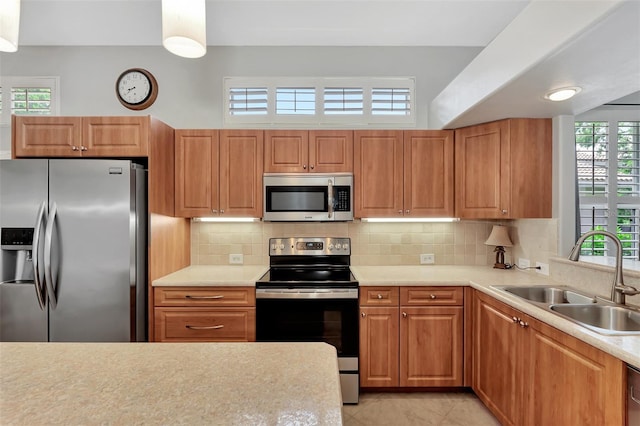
[223,76,415,127]
[575,106,640,260]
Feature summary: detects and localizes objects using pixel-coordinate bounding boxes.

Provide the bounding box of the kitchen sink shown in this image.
[499,286,597,304]
[549,304,640,335]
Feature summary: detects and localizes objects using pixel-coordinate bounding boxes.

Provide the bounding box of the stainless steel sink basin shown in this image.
[550,304,640,335]
[497,286,596,304]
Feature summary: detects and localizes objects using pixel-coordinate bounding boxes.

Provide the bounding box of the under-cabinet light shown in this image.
[192,217,260,223]
[361,218,460,223]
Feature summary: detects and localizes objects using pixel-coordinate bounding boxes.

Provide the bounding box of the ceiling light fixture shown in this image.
[162,0,207,59]
[0,0,21,53]
[544,86,581,102]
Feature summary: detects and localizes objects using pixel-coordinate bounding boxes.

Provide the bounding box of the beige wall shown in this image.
[510,218,559,268]
[191,220,506,266]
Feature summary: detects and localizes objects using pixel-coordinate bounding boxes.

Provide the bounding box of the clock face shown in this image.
[116,68,158,110]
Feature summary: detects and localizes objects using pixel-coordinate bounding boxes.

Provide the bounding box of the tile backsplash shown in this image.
[191,220,510,266]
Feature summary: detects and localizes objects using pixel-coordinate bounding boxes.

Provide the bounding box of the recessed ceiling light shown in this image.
[544,86,582,102]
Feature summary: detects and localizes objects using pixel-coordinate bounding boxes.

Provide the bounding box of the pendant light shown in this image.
[0,0,21,52]
[162,0,207,59]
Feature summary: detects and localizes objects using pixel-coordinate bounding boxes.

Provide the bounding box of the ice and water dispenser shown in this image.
[1,228,35,283]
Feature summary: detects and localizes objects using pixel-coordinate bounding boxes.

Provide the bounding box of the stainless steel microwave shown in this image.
[263,173,354,221]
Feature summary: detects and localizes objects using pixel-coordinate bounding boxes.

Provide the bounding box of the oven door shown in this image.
[255,288,358,358]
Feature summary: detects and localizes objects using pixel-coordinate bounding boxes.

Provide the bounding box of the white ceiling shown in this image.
[16,0,640,128]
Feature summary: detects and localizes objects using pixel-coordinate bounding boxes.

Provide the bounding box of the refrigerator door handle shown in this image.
[44,202,58,310]
[32,201,48,310]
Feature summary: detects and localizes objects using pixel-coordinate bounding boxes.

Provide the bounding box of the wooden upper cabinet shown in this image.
[175,129,263,218]
[12,115,149,158]
[354,130,454,218]
[174,130,219,217]
[264,130,353,173]
[455,118,551,219]
[219,130,264,217]
[309,130,353,173]
[354,130,404,217]
[403,130,454,217]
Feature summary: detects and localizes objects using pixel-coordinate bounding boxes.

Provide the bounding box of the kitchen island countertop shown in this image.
[0,342,342,425]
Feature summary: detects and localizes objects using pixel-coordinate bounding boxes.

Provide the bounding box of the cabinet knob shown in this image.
[377,294,383,299]
[519,320,529,328]
[501,209,508,214]
[512,316,519,324]
[211,209,218,213]
[430,294,436,299]
[398,210,403,215]
[405,210,410,214]
[303,164,307,170]
[361,312,366,318]
[71,146,79,151]
[402,312,407,318]
[310,165,314,170]
[220,209,224,214]
[80,146,87,151]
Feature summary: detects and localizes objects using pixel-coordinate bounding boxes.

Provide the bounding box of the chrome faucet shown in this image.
[568,230,640,304]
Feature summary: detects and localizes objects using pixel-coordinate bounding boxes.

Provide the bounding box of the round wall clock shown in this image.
[115,68,158,110]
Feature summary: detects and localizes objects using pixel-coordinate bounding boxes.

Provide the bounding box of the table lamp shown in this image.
[485,225,513,269]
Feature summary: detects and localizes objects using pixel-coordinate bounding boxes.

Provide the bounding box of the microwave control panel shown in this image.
[334,186,351,211]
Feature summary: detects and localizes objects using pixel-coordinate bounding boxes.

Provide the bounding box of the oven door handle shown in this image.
[256,288,358,299]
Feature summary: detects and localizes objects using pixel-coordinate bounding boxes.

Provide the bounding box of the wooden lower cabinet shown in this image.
[473,290,625,426]
[153,286,256,342]
[359,286,463,388]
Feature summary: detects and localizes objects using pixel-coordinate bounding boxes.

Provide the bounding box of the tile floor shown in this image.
[342,391,501,426]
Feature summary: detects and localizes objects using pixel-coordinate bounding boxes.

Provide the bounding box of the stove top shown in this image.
[257,237,358,289]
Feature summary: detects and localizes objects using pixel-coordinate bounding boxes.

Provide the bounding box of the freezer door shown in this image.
[0,281,47,341]
[47,160,140,342]
[0,159,49,342]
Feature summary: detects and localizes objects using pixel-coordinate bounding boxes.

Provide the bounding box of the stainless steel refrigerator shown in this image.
[0,159,147,342]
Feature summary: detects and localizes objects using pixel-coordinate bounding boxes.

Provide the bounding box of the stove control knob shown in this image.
[328,244,334,250]
[343,243,349,251]
[335,243,342,250]
[279,244,285,250]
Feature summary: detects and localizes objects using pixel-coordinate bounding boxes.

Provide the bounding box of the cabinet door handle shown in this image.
[186,324,224,330]
[186,295,224,300]
[361,312,366,318]
[402,312,407,318]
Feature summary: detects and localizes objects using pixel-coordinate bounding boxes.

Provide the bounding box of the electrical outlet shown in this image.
[536,262,549,275]
[420,254,435,264]
[229,254,244,264]
[518,258,530,269]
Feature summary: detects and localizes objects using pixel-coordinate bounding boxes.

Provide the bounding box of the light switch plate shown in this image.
[229,254,244,264]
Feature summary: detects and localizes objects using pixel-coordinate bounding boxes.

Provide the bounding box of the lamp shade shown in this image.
[162,0,207,59]
[0,0,20,53]
[485,225,513,247]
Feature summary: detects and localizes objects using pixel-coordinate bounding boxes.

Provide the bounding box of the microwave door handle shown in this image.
[327,179,334,219]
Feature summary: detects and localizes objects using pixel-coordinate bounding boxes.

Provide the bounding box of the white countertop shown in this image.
[151,264,640,369]
[0,342,342,425]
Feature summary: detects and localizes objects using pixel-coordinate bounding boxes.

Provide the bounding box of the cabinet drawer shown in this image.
[154,287,255,307]
[400,286,463,306]
[360,287,399,306]
[154,308,256,342]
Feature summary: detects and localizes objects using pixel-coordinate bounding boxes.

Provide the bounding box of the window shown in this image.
[0,77,60,158]
[576,120,640,258]
[223,77,415,126]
